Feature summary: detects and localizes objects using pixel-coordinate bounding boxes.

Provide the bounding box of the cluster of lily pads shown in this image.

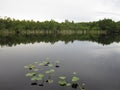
[24,58,85,90]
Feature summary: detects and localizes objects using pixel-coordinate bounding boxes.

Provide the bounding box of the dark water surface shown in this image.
[0,40,120,90]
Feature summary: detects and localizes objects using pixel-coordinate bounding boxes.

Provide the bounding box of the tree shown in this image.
[98,19,116,32]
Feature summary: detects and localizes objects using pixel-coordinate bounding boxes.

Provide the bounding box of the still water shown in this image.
[0,40,120,90]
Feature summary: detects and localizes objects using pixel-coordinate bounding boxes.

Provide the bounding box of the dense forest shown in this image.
[0,17,120,33]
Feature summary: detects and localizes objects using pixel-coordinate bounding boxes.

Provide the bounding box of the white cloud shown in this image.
[0,0,120,22]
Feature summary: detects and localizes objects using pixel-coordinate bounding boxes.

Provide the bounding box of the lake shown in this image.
[0,33,120,90]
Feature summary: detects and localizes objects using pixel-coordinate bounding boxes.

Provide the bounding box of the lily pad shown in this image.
[43,61,50,64]
[38,63,44,66]
[58,80,67,86]
[48,64,53,67]
[24,64,36,70]
[59,76,66,80]
[34,62,38,64]
[24,66,29,69]
[38,73,44,78]
[72,76,80,82]
[66,83,71,86]
[45,70,51,74]
[49,69,55,73]
[33,69,39,71]
[48,79,54,84]
[26,72,36,77]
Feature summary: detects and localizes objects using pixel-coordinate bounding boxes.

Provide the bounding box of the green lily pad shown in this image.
[26,72,36,77]
[58,80,67,86]
[72,76,80,82]
[66,83,71,86]
[48,79,53,84]
[33,69,39,71]
[34,62,38,64]
[24,66,29,69]
[43,61,49,64]
[48,64,53,67]
[45,69,55,74]
[38,63,44,66]
[38,73,44,78]
[49,69,55,73]
[45,70,51,74]
[30,64,36,68]
[59,76,66,80]
[25,64,36,69]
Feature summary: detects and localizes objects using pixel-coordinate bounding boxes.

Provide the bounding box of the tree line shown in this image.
[0,17,120,33]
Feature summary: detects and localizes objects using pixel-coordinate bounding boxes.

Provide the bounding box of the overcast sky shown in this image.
[0,0,120,22]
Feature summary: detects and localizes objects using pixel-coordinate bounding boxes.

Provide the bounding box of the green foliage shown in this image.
[98,18,117,32]
[0,17,119,32]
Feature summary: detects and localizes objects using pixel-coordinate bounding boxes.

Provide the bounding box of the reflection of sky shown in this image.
[0,41,120,90]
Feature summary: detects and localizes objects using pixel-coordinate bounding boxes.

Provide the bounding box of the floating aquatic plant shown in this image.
[48,63,53,67]
[33,69,39,72]
[59,76,66,80]
[79,83,85,90]
[38,62,44,66]
[31,76,41,81]
[38,73,44,78]
[58,76,67,86]
[43,61,50,66]
[24,58,85,90]
[26,72,36,77]
[72,76,80,82]
[24,64,36,70]
[71,72,80,89]
[34,62,39,64]
[45,69,55,83]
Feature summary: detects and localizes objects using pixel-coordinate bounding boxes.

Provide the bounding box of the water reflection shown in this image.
[0,33,120,90]
[0,33,120,47]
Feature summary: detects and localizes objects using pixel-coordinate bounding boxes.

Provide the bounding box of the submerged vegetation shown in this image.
[24,58,85,90]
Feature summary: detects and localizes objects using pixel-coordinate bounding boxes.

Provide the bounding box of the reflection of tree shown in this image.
[97,33,120,45]
[0,32,120,47]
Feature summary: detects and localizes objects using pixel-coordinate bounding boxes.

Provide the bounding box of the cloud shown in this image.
[0,0,120,22]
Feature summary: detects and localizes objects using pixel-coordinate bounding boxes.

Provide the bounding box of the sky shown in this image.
[0,0,120,22]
